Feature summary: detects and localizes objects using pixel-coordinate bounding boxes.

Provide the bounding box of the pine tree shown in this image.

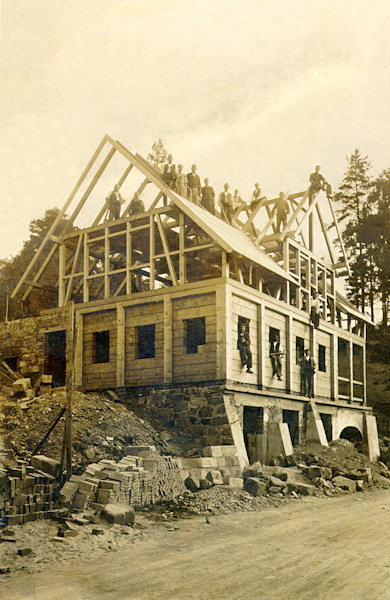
[335,149,373,312]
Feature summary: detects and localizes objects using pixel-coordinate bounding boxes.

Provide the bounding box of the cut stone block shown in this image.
[202,446,223,458]
[206,470,224,486]
[184,476,200,492]
[12,379,31,392]
[30,455,60,479]
[224,477,243,489]
[244,477,267,497]
[101,503,135,526]
[332,476,357,492]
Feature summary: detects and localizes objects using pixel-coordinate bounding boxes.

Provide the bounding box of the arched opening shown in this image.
[339,426,363,443]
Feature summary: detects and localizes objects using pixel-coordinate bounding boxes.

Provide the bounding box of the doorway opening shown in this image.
[44,330,66,387]
[282,409,299,445]
[243,406,263,464]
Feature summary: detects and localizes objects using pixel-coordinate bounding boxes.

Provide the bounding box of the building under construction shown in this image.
[0,135,380,466]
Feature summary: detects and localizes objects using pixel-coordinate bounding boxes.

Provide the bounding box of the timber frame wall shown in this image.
[74,273,366,407]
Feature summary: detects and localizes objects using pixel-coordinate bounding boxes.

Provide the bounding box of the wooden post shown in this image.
[126,221,132,295]
[74,310,83,390]
[58,243,65,307]
[286,314,293,393]
[349,339,353,403]
[179,212,185,284]
[331,333,338,401]
[104,228,110,299]
[65,302,75,480]
[216,285,227,380]
[363,324,367,404]
[163,296,173,383]
[257,303,265,388]
[117,305,125,387]
[83,233,89,303]
[149,215,155,291]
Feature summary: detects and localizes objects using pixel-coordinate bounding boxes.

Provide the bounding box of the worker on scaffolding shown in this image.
[218,183,233,224]
[270,332,284,381]
[106,184,124,220]
[250,182,263,211]
[128,192,145,216]
[273,192,290,233]
[238,321,253,373]
[308,165,332,202]
[300,348,316,397]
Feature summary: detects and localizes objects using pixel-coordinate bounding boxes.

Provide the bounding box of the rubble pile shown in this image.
[0,452,61,527]
[59,446,186,511]
[293,439,390,491]
[2,390,183,469]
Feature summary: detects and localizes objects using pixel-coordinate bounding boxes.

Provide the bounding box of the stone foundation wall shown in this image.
[0,310,67,378]
[119,385,235,448]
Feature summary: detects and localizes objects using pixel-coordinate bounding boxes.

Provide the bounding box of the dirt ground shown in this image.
[3,489,390,600]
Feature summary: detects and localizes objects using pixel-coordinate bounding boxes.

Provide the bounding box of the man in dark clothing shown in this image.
[187,164,201,204]
[128,193,145,216]
[218,183,233,224]
[270,333,284,380]
[107,184,124,220]
[300,349,316,397]
[308,165,331,201]
[201,178,215,214]
[162,154,176,190]
[274,192,290,232]
[238,322,253,373]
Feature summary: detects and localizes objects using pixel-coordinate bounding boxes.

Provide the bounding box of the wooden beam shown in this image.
[20,143,116,302]
[149,190,164,212]
[64,234,83,305]
[12,135,109,299]
[327,196,351,276]
[294,193,322,238]
[126,221,132,295]
[74,310,83,390]
[280,189,312,242]
[83,234,89,303]
[156,214,178,285]
[104,228,110,299]
[216,285,227,380]
[113,275,127,297]
[121,177,150,217]
[257,303,264,387]
[116,305,125,387]
[233,255,244,284]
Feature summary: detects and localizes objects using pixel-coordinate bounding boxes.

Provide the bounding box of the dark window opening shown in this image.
[338,337,350,376]
[137,324,155,359]
[296,336,305,364]
[269,327,280,343]
[340,426,362,443]
[319,413,332,441]
[283,409,299,445]
[353,344,363,382]
[93,331,110,363]
[318,344,326,372]
[243,406,264,464]
[3,357,17,372]
[186,317,206,354]
[44,330,66,387]
[237,316,250,349]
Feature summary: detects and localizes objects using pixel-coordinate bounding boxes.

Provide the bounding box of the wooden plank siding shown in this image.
[230,295,258,384]
[172,293,217,383]
[315,330,332,399]
[290,319,311,395]
[124,302,164,386]
[83,309,117,389]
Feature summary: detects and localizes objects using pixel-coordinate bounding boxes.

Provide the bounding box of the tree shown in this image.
[0,209,73,320]
[335,149,374,314]
[147,139,169,169]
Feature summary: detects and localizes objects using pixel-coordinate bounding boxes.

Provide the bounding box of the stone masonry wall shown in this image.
[119,385,235,448]
[0,310,67,379]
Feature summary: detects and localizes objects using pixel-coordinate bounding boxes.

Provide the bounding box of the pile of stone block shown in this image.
[0,455,60,526]
[176,445,243,492]
[59,446,186,511]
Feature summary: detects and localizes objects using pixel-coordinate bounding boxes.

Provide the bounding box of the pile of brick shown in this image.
[0,453,60,526]
[176,445,243,491]
[59,446,186,511]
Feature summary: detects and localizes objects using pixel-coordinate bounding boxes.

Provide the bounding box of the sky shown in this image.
[1,0,390,259]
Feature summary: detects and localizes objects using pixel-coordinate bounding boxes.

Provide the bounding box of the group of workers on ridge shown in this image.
[106,154,331,236]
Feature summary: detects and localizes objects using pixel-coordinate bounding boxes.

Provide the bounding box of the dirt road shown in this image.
[4,489,390,600]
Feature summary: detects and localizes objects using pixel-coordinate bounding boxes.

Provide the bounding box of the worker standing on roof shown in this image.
[232,189,246,215]
[274,192,290,232]
[128,192,145,216]
[176,164,187,198]
[162,154,176,190]
[107,184,124,220]
[218,183,233,224]
[201,178,215,214]
[187,164,201,205]
[250,182,263,210]
[308,165,332,202]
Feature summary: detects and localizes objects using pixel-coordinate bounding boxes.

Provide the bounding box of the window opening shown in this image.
[93,331,110,363]
[318,344,326,372]
[186,317,206,354]
[137,324,155,359]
